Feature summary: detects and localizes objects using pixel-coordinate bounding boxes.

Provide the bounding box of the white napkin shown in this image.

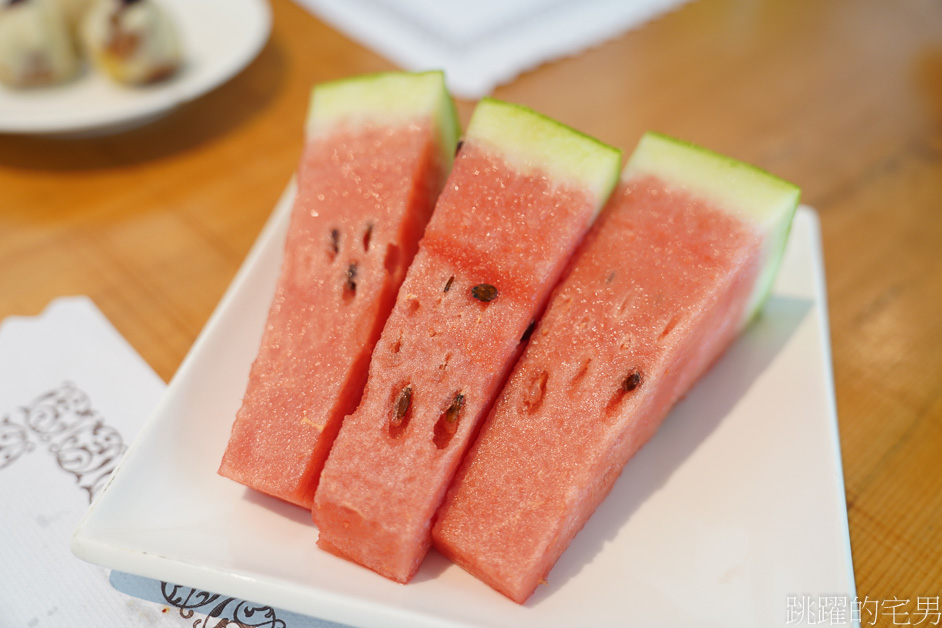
[293,0,693,98]
[0,297,340,628]
[0,297,171,625]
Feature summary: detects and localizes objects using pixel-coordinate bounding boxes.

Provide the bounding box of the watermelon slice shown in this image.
[312,98,622,583]
[218,71,459,509]
[432,132,800,604]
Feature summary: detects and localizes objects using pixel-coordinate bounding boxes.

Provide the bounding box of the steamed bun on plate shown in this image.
[80,0,181,85]
[0,0,79,87]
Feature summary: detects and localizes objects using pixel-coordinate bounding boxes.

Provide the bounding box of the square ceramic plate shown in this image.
[72,185,856,628]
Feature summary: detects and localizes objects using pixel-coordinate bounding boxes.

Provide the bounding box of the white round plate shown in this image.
[0,0,271,136]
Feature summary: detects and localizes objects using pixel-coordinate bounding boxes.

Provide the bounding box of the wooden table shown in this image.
[1,0,939,623]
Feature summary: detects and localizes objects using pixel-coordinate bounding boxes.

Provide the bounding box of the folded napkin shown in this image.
[293,0,693,98]
[0,297,339,627]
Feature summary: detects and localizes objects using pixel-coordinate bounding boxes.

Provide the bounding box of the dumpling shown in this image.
[0,0,79,87]
[80,0,181,85]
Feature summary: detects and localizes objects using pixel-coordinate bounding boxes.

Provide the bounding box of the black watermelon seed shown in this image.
[433,392,465,448]
[445,393,465,425]
[345,263,358,292]
[444,275,455,293]
[622,368,643,393]
[471,283,498,303]
[393,386,412,425]
[329,228,340,256]
[389,385,414,438]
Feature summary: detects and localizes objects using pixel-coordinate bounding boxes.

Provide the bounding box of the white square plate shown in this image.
[72,186,856,628]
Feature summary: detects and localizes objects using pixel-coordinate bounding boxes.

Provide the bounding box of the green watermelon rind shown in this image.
[625,131,800,325]
[466,97,622,214]
[304,70,460,170]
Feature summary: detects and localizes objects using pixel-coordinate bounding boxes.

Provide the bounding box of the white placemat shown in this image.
[292,0,693,98]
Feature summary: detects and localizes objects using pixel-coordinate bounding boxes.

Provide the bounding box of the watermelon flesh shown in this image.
[312,98,622,583]
[218,72,458,509]
[432,132,800,604]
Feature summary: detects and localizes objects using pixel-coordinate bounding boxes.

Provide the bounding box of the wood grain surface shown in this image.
[1,0,940,623]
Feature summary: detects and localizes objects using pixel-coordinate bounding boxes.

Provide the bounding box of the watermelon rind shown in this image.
[624,132,800,324]
[305,70,460,170]
[466,97,622,213]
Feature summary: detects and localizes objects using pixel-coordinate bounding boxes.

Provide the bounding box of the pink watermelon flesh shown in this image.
[312,141,604,583]
[218,121,447,509]
[432,174,764,604]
